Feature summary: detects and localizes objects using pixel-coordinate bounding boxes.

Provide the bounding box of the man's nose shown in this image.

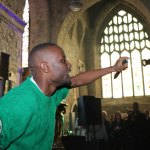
[67,60,72,69]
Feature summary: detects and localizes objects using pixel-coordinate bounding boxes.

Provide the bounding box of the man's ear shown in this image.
[40,62,49,73]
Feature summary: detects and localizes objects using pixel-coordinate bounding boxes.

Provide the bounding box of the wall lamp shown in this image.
[69,0,83,11]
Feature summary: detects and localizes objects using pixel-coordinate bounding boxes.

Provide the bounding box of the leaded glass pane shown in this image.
[118,10,126,16]
[124,33,129,41]
[113,16,118,25]
[124,24,128,32]
[114,34,119,42]
[120,34,124,42]
[105,44,109,52]
[138,22,143,30]
[120,43,124,51]
[140,31,144,39]
[128,13,132,23]
[130,41,135,50]
[133,17,138,22]
[111,52,122,98]
[141,40,145,49]
[109,26,113,34]
[123,16,128,23]
[104,27,109,34]
[119,25,123,33]
[110,43,114,52]
[101,44,105,53]
[142,49,150,95]
[104,36,109,43]
[109,35,114,43]
[118,16,122,24]
[129,33,134,40]
[134,23,138,31]
[131,50,144,96]
[121,51,133,96]
[134,32,139,40]
[101,53,112,98]
[129,23,133,32]
[109,20,112,26]
[146,40,150,48]
[115,43,119,51]
[101,38,104,43]
[145,32,148,38]
[125,42,130,50]
[114,26,118,33]
[135,41,140,49]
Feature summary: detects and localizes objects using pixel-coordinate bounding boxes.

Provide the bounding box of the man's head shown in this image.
[132,102,139,111]
[28,43,72,87]
[144,110,149,118]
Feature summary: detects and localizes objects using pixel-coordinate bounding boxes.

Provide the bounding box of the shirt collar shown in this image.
[30,76,43,93]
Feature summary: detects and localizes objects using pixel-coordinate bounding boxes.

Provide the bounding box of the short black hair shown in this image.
[31,43,56,52]
[28,42,57,67]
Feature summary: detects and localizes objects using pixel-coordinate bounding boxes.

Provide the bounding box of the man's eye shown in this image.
[62,60,66,63]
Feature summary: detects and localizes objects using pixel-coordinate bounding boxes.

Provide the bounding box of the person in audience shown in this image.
[90,120,108,150]
[102,111,111,150]
[75,116,87,137]
[144,110,150,149]
[102,111,111,138]
[144,110,150,120]
[110,111,126,150]
[127,102,147,150]
[53,102,68,147]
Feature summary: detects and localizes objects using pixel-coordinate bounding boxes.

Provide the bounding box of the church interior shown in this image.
[0,0,150,149]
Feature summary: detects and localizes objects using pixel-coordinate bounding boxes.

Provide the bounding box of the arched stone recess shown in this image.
[94,1,150,45]
[57,12,89,103]
[57,2,101,130]
[67,99,78,132]
[92,0,150,114]
[57,1,104,97]
[88,1,150,99]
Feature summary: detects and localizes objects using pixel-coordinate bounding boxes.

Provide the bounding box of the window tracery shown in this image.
[100,9,150,98]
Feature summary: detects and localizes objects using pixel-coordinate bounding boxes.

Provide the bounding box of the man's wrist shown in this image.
[110,66,116,72]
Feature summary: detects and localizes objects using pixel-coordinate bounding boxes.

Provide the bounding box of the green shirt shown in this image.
[0,77,69,150]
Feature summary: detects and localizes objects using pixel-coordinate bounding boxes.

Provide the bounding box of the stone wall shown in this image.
[0,3,25,86]
[101,97,150,120]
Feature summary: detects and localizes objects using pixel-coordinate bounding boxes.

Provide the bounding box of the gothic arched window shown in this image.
[100,9,150,98]
[22,0,29,68]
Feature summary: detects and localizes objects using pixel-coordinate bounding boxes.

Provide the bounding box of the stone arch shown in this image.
[90,0,150,115]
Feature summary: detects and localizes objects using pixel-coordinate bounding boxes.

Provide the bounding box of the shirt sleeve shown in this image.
[0,93,35,149]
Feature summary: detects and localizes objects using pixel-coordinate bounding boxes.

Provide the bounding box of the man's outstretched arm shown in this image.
[70,57,128,88]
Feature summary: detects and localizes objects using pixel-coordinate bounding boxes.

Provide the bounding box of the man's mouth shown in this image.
[67,69,72,77]
[67,73,70,78]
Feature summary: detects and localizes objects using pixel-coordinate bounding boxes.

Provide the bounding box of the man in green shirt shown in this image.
[0,43,128,150]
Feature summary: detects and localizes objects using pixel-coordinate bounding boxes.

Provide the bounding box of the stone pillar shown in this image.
[29,0,51,50]
[0,3,26,86]
[29,0,70,50]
